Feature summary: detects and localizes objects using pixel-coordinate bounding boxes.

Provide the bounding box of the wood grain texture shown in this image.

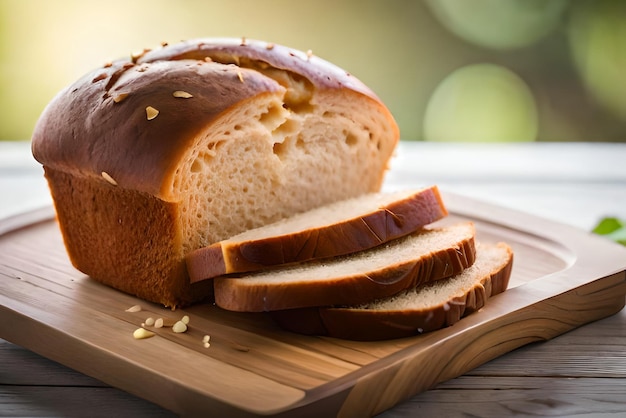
[1,193,625,417]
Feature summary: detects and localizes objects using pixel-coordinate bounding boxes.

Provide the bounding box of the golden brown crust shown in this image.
[271,244,513,341]
[138,38,380,101]
[45,167,214,306]
[186,187,448,282]
[32,59,281,200]
[213,226,477,312]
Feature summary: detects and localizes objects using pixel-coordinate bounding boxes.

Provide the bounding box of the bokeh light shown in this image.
[423,63,538,142]
[568,0,626,122]
[0,0,624,142]
[425,0,569,50]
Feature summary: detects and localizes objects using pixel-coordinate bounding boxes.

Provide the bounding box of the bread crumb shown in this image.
[172,321,187,333]
[133,328,155,339]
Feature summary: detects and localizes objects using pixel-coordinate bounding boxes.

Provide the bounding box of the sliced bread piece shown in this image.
[186,186,447,282]
[213,222,476,312]
[271,242,513,341]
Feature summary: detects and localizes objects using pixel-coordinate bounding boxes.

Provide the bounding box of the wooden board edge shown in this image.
[335,270,626,417]
[0,206,55,237]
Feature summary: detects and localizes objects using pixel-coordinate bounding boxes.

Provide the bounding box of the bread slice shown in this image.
[271,242,513,341]
[30,38,399,307]
[186,186,447,282]
[213,222,477,312]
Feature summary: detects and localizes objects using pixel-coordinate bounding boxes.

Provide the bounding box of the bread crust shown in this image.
[138,38,380,102]
[186,187,448,282]
[31,58,281,200]
[213,223,477,312]
[271,243,513,341]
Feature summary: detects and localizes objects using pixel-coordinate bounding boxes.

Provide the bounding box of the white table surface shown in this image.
[1,140,626,417]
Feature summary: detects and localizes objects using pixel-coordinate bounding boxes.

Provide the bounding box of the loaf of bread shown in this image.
[271,242,513,340]
[186,186,447,282]
[30,38,399,307]
[213,222,477,312]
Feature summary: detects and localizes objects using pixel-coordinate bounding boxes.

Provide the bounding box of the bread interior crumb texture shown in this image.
[177,58,394,253]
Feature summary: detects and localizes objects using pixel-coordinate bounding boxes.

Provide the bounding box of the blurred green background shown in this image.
[1,0,624,142]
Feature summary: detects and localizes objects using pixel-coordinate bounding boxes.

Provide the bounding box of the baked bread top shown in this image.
[32,38,396,202]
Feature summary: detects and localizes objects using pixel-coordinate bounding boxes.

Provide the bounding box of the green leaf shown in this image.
[593,217,626,246]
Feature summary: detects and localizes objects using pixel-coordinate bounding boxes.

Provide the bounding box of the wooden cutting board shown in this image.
[1,192,625,417]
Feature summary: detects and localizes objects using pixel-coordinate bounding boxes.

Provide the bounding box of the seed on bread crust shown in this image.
[101,171,118,186]
[113,93,129,103]
[131,48,151,63]
[92,73,107,83]
[172,91,193,99]
[146,106,159,120]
